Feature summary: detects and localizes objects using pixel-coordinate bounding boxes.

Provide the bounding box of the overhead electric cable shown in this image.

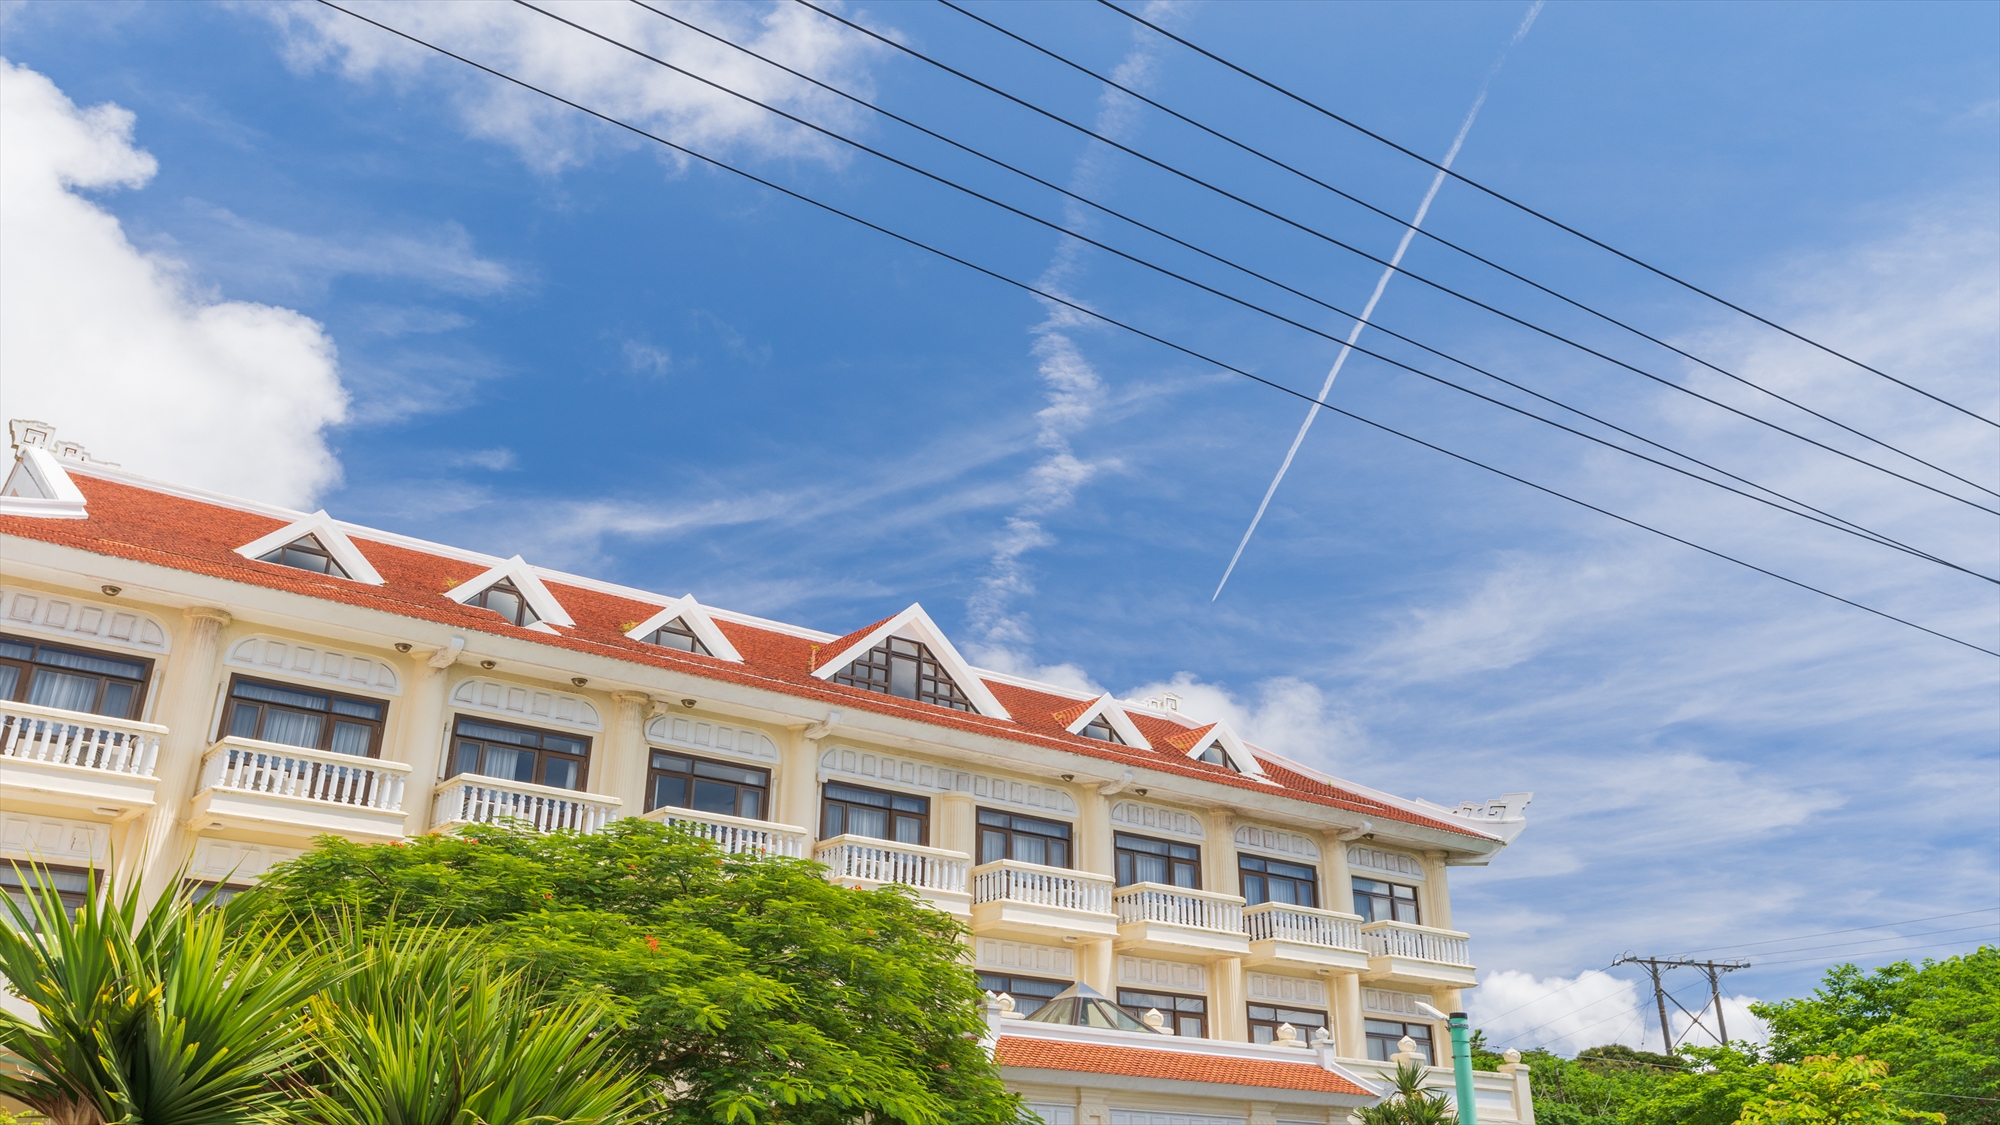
[1735,921,2000,961]
[1752,934,1998,969]
[312,0,2000,661]
[939,0,1997,498]
[604,0,1994,579]
[1673,906,2000,956]
[1094,0,1999,428]
[795,0,2000,513]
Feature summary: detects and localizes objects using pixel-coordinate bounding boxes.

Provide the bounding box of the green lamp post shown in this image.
[1414,1001,1478,1125]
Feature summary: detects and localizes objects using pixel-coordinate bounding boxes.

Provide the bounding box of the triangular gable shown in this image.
[0,447,89,519]
[1164,721,1267,779]
[233,510,385,586]
[1061,693,1153,750]
[445,555,573,632]
[623,594,743,663]
[809,603,1011,720]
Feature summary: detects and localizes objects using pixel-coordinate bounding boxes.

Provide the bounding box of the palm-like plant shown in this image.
[0,865,324,1125]
[1356,1060,1459,1125]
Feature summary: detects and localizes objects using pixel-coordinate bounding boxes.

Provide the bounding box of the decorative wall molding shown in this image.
[1022,1106,1076,1125]
[1234,824,1321,861]
[976,938,1075,977]
[1117,955,1206,993]
[1108,1113,1244,1125]
[1348,845,1426,881]
[189,839,303,885]
[226,635,401,696]
[1109,800,1204,840]
[1362,987,1434,1017]
[1247,972,1327,1007]
[1,588,168,654]
[648,716,779,763]
[451,677,602,732]
[0,813,107,865]
[819,746,1079,816]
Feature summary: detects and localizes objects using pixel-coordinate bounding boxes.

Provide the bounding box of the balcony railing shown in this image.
[1113,883,1246,934]
[815,835,969,896]
[1,700,164,777]
[642,806,810,858]
[1361,919,1473,967]
[1244,902,1367,952]
[972,860,1114,914]
[199,737,409,813]
[432,776,620,834]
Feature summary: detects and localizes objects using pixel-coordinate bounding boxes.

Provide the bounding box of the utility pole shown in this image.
[1614,955,1750,1050]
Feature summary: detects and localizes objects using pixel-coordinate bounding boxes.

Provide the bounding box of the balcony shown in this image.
[1360,920,1477,987]
[641,805,810,858]
[431,775,621,834]
[970,860,1118,941]
[0,701,164,820]
[815,834,972,916]
[1244,902,1372,973]
[188,737,411,843]
[1112,883,1249,958]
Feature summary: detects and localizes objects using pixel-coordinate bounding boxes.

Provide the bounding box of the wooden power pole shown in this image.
[1614,955,1750,1049]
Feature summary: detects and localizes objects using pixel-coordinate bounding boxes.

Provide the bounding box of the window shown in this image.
[223,676,387,757]
[1078,714,1125,744]
[185,880,248,906]
[1366,1019,1435,1063]
[1249,1003,1328,1045]
[450,716,589,790]
[976,972,1070,1017]
[1,864,91,930]
[831,636,975,712]
[1117,989,1207,1038]
[646,751,768,820]
[978,809,1072,867]
[640,617,711,656]
[821,782,929,845]
[1353,877,1421,924]
[1114,832,1200,889]
[256,534,350,579]
[0,634,150,719]
[1240,855,1318,908]
[1196,741,1243,771]
[465,578,540,628]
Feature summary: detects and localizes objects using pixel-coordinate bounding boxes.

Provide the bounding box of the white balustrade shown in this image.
[199,737,408,811]
[432,775,620,834]
[642,806,809,857]
[1244,901,1367,951]
[815,835,970,895]
[1361,920,1473,967]
[0,700,164,777]
[1113,882,1246,934]
[972,860,1114,914]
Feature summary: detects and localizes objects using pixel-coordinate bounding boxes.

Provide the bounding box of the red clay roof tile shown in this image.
[994,1037,1373,1096]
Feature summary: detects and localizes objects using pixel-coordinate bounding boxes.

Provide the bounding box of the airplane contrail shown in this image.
[1212,1,1545,602]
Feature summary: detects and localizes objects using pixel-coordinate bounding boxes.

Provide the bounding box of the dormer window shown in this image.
[466,578,540,628]
[833,636,975,712]
[1197,741,1240,771]
[1080,715,1126,744]
[256,535,350,579]
[641,617,711,656]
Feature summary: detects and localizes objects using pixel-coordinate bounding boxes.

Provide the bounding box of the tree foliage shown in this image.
[1354,1061,1457,1125]
[233,819,1018,1125]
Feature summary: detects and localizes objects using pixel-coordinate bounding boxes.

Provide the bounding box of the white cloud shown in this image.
[0,60,347,508]
[256,0,883,173]
[162,204,514,301]
[1118,671,1346,760]
[1471,968,1766,1055]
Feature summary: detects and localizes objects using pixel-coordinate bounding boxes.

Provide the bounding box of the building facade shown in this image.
[0,422,1535,1123]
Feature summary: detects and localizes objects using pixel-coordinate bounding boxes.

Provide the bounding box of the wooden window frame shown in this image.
[1240,854,1320,909]
[255,534,350,579]
[644,749,770,820]
[449,714,591,791]
[975,972,1071,1017]
[977,808,1073,868]
[819,781,930,846]
[830,636,976,712]
[1116,988,1208,1039]
[1113,831,1201,890]
[1352,876,1422,925]
[640,617,711,656]
[1365,1018,1435,1064]
[1078,715,1125,744]
[1,862,95,929]
[1248,1002,1328,1045]
[221,674,389,758]
[0,632,153,720]
[466,578,541,628]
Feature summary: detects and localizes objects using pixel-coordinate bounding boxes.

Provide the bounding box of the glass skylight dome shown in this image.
[1017,982,1159,1033]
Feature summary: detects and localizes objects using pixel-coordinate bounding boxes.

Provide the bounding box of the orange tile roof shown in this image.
[995,1037,1373,1096]
[0,472,1489,841]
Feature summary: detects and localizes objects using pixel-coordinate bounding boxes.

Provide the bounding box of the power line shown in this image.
[594,0,1994,582]
[1743,922,2000,961]
[796,0,2000,514]
[1674,906,2000,956]
[1093,0,2000,428]
[311,0,2000,661]
[1751,934,1999,970]
[935,0,1999,500]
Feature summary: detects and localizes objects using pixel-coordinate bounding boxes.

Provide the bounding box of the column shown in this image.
[1214,954,1248,1041]
[1248,1103,1279,1125]
[1424,850,1454,929]
[778,730,821,836]
[1080,937,1114,995]
[1334,970,1365,1059]
[1324,830,1355,915]
[1076,786,1114,878]
[395,654,456,833]
[1205,810,1238,896]
[133,607,231,904]
[935,792,975,857]
[603,692,654,814]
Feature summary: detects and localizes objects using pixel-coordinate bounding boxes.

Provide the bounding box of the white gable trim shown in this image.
[233,511,385,586]
[0,447,88,519]
[1063,693,1152,750]
[1184,722,1268,780]
[623,595,742,663]
[445,555,573,631]
[808,603,1011,720]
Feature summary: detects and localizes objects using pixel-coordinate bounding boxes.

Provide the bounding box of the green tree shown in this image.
[235,820,1018,1125]
[1736,1056,1945,1125]
[1354,1061,1457,1125]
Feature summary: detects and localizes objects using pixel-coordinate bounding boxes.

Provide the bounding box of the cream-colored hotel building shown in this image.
[0,422,1537,1124]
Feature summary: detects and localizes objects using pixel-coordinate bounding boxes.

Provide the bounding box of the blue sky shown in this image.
[4,0,1995,1051]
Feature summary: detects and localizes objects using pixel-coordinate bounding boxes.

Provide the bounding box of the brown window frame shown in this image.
[1352,877,1422,925]
[1,863,95,930]
[977,808,1073,868]
[1078,714,1126,744]
[1240,854,1320,908]
[221,674,389,758]
[1117,988,1208,1038]
[449,715,590,791]
[0,632,153,720]
[1114,831,1201,889]
[976,971,1071,1017]
[639,617,711,656]
[255,534,351,579]
[644,749,769,820]
[465,578,540,628]
[831,636,977,712]
[820,781,929,845]
[1248,1002,1328,1045]
[1365,1019,1435,1063]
